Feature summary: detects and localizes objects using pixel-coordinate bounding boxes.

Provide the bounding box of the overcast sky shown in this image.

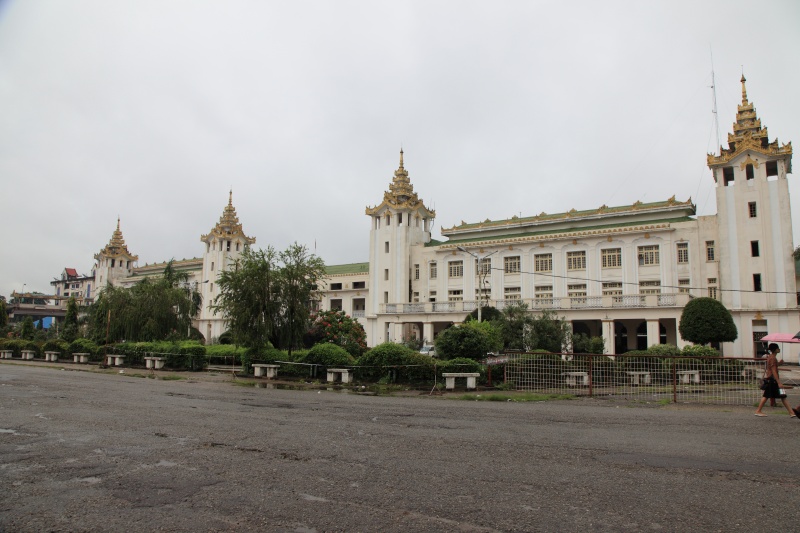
[1,0,799,299]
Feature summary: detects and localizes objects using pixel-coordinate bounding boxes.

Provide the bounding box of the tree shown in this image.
[465,305,503,323]
[86,260,201,343]
[0,298,7,329]
[435,321,503,360]
[213,243,326,354]
[526,309,571,353]
[572,333,605,354]
[213,246,280,352]
[679,297,738,345]
[307,309,367,357]
[498,302,533,350]
[61,296,79,342]
[20,316,35,340]
[274,243,326,354]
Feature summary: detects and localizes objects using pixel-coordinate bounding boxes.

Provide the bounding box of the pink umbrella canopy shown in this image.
[760,333,800,344]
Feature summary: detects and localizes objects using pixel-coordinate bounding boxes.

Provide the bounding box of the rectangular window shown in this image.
[111,259,115,268]
[639,280,661,295]
[504,287,521,300]
[414,264,420,280]
[413,292,419,303]
[429,290,436,302]
[449,261,463,278]
[534,254,552,273]
[602,282,623,296]
[384,269,389,281]
[678,279,690,294]
[227,241,231,251]
[385,242,389,253]
[236,242,240,251]
[384,292,389,303]
[637,245,660,266]
[566,251,586,270]
[708,287,718,299]
[430,262,437,279]
[353,281,365,289]
[330,283,342,290]
[766,161,779,177]
[676,242,689,264]
[753,273,762,292]
[601,248,622,268]
[475,258,491,275]
[748,202,757,218]
[723,166,734,186]
[211,261,215,271]
[567,284,587,297]
[475,287,491,299]
[706,241,715,261]
[504,256,521,274]
[448,289,463,302]
[535,285,553,299]
[751,241,760,257]
[746,164,755,180]
[210,283,214,292]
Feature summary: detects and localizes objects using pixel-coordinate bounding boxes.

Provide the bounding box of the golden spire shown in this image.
[365,150,436,217]
[201,191,256,244]
[95,218,138,261]
[740,74,748,105]
[708,76,792,170]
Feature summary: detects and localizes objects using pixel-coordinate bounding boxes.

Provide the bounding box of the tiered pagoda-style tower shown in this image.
[197,191,256,341]
[708,76,794,312]
[94,218,138,289]
[365,150,436,342]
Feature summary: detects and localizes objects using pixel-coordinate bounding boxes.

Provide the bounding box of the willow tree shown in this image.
[87,260,201,343]
[213,243,326,353]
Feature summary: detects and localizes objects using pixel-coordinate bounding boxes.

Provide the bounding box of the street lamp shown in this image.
[456,246,498,322]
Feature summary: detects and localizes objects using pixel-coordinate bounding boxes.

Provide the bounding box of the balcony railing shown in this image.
[379,293,691,314]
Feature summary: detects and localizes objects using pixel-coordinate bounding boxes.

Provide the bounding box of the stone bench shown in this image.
[442,372,480,390]
[327,368,352,384]
[44,351,60,362]
[677,369,701,384]
[144,357,166,370]
[626,371,651,386]
[21,350,36,360]
[105,355,126,366]
[0,350,13,359]
[253,364,280,378]
[563,371,590,387]
[73,353,90,363]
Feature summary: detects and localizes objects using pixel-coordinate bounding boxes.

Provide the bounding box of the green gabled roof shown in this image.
[438,216,695,246]
[325,262,369,275]
[425,238,444,247]
[443,197,694,233]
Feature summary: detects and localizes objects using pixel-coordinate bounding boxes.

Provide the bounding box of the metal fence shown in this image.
[499,352,769,405]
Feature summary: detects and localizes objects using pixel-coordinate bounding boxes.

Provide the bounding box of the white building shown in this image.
[58,77,797,359]
[318,77,797,360]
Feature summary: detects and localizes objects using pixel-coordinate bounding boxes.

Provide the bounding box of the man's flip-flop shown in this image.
[755,413,767,417]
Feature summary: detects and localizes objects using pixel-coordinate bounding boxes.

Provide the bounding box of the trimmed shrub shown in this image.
[439,358,483,382]
[42,340,70,356]
[69,339,99,360]
[356,343,436,383]
[302,343,355,368]
[646,344,681,356]
[681,345,720,358]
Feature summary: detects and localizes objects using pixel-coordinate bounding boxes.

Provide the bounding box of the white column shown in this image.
[646,319,660,348]
[422,322,434,344]
[602,319,615,355]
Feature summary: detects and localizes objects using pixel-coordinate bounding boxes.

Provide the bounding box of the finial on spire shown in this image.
[740,74,748,104]
[228,189,233,205]
[399,147,404,170]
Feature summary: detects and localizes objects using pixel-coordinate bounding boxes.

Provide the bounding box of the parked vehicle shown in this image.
[419,345,436,357]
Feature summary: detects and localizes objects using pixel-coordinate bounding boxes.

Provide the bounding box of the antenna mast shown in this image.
[710,47,721,155]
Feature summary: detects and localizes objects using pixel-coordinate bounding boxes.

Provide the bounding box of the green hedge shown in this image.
[0,339,39,356]
[356,343,436,383]
[109,341,207,370]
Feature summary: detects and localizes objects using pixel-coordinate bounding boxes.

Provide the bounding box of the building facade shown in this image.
[50,77,797,360]
[318,77,798,361]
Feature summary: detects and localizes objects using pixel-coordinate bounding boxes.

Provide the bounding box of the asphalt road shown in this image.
[1,363,799,532]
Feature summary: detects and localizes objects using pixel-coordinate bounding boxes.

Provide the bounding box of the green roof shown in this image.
[437,217,695,246]
[325,262,369,275]
[446,197,694,232]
